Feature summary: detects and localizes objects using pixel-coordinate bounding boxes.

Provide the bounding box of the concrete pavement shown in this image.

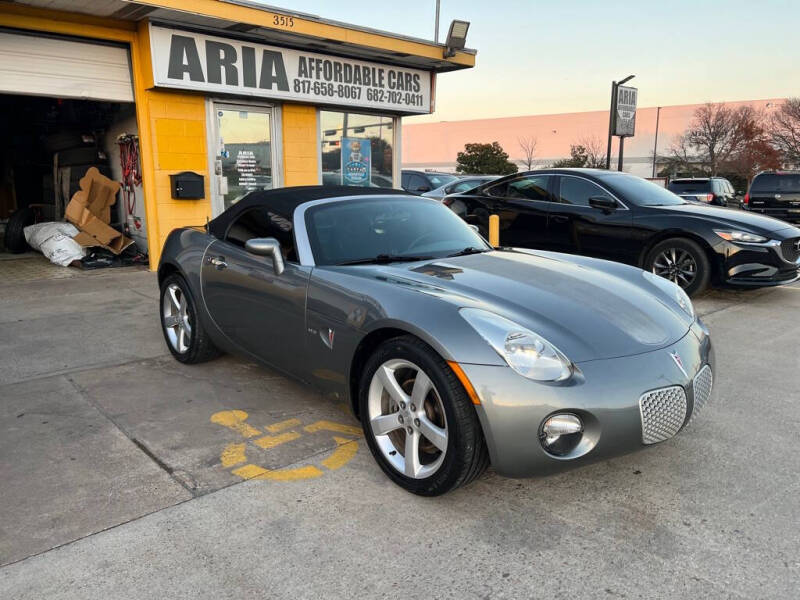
[0,260,798,599]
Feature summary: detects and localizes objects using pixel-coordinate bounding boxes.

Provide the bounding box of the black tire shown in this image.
[4,207,36,253]
[645,237,710,297]
[358,335,489,496]
[159,273,221,364]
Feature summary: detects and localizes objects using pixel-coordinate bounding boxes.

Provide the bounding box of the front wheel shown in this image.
[359,335,489,496]
[159,273,221,364]
[645,238,710,297]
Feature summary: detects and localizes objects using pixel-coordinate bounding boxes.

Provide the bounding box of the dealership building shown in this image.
[0,1,474,266]
[402,98,786,178]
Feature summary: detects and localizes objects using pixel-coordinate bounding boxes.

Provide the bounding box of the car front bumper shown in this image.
[716,237,800,286]
[463,320,715,478]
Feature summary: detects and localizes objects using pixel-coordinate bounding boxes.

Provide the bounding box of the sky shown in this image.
[257,0,800,124]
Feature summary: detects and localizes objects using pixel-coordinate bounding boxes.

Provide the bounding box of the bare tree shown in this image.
[771,98,800,165]
[517,135,538,170]
[676,103,750,175]
[723,107,782,184]
[578,135,607,168]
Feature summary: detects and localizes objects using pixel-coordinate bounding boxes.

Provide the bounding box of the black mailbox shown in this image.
[169,171,205,199]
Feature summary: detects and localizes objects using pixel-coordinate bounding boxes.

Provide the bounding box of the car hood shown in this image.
[347,250,693,363]
[649,203,792,233]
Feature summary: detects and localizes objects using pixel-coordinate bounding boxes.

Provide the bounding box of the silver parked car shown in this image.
[422,175,501,201]
[158,186,716,495]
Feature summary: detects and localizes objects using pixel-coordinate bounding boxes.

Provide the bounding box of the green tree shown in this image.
[456,142,518,175]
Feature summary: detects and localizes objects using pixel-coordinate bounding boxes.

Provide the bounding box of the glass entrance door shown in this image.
[212,104,276,212]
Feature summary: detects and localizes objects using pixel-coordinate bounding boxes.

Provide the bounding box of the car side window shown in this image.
[488,175,551,200]
[408,174,429,192]
[558,177,614,207]
[452,181,474,193]
[225,207,297,262]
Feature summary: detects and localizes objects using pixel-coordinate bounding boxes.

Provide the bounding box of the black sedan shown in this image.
[444,168,800,296]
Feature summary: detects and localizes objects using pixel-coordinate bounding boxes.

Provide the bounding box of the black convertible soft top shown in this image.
[207,185,413,239]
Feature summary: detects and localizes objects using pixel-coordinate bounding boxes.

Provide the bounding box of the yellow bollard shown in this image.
[488,214,500,247]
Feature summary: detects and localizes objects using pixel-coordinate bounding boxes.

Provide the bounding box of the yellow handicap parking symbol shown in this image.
[211,410,362,481]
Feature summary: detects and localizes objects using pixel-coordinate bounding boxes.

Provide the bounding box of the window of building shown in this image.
[319,111,395,188]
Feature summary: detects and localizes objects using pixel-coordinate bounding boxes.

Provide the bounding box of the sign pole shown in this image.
[605,81,617,170]
[617,136,625,171]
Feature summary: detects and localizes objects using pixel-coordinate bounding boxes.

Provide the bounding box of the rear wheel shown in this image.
[359,335,489,496]
[645,237,710,297]
[159,273,221,364]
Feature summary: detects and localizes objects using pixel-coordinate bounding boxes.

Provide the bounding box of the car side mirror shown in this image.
[588,196,617,211]
[468,224,480,234]
[415,186,431,193]
[244,237,285,275]
[735,191,744,197]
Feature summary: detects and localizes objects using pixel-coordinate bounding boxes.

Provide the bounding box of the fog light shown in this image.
[540,413,583,456]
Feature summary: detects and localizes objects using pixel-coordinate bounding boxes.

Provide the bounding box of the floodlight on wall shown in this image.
[444,20,470,58]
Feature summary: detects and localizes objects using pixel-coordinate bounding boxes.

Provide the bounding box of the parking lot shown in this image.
[0,256,798,599]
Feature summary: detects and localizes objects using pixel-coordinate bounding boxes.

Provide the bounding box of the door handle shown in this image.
[550,215,569,223]
[207,256,227,270]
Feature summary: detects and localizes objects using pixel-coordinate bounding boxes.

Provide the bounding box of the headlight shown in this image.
[459,308,572,381]
[713,230,768,244]
[643,271,695,319]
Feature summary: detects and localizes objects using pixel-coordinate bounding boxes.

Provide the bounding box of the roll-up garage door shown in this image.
[0,31,134,102]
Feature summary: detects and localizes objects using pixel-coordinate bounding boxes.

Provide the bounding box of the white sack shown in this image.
[23,222,86,267]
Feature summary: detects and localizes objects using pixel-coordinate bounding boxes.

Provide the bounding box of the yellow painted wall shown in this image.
[282,104,318,186]
[144,91,212,256]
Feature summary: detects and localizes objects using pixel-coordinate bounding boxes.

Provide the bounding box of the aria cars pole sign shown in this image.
[149,25,432,115]
[613,85,638,137]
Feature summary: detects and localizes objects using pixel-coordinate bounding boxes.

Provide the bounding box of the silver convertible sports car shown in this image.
[158,186,716,496]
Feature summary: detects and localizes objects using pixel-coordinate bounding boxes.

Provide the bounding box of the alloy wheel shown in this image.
[652,247,697,288]
[367,359,448,479]
[162,283,192,354]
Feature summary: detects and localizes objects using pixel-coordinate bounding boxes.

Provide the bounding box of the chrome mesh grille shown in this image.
[639,386,688,444]
[690,365,713,422]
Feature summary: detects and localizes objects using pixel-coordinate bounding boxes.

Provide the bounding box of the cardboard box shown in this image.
[65,167,133,254]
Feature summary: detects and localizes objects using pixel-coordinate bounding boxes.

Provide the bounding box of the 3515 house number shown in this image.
[273,15,294,27]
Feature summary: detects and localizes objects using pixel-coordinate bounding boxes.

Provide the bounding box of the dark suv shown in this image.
[401,170,458,194]
[744,171,800,223]
[667,177,737,207]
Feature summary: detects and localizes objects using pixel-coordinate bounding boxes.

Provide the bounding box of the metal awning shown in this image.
[10,0,476,72]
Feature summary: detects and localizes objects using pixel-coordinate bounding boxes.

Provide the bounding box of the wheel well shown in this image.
[348,327,414,419]
[638,232,722,284]
[158,262,179,287]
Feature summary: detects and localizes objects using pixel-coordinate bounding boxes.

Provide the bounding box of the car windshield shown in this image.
[668,180,711,193]
[604,173,686,206]
[304,197,490,266]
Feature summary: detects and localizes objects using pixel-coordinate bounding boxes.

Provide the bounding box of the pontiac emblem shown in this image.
[670,351,688,378]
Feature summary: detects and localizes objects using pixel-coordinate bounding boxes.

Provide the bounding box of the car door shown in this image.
[547,175,634,262]
[201,207,311,375]
[483,174,555,248]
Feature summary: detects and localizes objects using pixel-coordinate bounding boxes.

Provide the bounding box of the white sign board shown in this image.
[614,85,637,137]
[149,25,432,114]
